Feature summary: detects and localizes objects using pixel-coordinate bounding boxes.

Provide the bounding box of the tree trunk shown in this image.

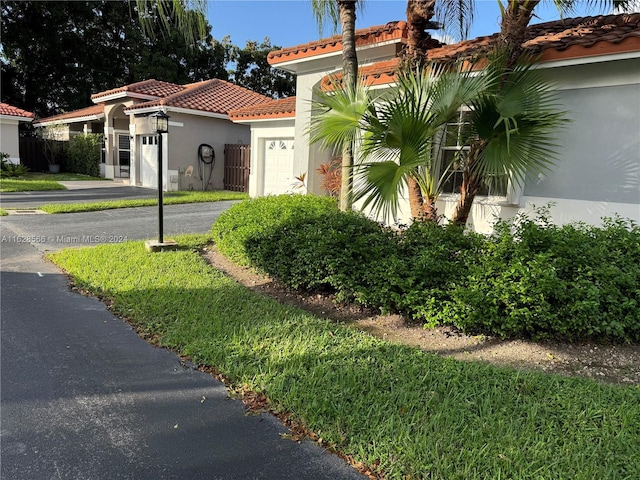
[497,0,539,69]
[408,176,440,222]
[451,1,538,227]
[404,0,437,65]
[338,0,357,211]
[407,176,426,220]
[451,140,485,227]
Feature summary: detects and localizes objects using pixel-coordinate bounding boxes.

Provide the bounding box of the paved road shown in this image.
[0,201,363,479]
[1,182,158,208]
[1,202,235,251]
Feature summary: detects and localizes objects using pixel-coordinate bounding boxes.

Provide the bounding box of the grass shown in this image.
[49,235,640,480]
[0,208,7,216]
[39,190,248,213]
[0,172,106,192]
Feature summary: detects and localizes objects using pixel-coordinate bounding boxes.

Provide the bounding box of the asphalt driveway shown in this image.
[0,181,158,208]
[0,188,364,479]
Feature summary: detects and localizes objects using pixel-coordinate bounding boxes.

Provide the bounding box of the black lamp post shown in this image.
[151,111,169,244]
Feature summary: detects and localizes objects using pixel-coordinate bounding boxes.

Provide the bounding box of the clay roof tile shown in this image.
[0,103,35,119]
[229,96,296,121]
[268,21,408,64]
[125,79,273,115]
[91,79,184,100]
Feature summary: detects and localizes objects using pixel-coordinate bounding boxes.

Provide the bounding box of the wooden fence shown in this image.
[19,137,52,172]
[223,144,250,192]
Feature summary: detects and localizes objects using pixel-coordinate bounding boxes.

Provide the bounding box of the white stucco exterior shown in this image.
[0,109,34,164]
[240,19,640,232]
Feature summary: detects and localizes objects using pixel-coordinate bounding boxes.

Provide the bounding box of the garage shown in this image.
[263,139,294,195]
[140,134,158,189]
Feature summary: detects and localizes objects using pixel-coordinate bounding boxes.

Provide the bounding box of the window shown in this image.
[438,109,507,197]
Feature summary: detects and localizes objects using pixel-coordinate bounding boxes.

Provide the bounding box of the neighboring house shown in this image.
[230,14,640,232]
[0,103,35,164]
[34,79,272,191]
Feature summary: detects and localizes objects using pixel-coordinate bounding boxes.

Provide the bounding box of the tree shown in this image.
[447,0,632,225]
[231,39,296,98]
[310,65,488,222]
[311,0,360,211]
[1,1,228,117]
[449,53,569,225]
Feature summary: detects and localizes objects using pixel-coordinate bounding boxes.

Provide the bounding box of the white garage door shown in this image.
[140,135,158,189]
[263,139,294,195]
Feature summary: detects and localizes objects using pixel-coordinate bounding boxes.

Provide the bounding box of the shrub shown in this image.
[66,133,102,176]
[0,153,29,177]
[212,194,339,266]
[451,210,640,341]
[213,198,640,342]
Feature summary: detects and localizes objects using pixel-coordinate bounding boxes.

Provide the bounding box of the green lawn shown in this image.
[49,235,640,480]
[40,190,248,213]
[0,172,105,192]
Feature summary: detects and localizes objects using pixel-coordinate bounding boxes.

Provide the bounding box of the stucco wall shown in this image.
[245,120,296,197]
[0,119,20,163]
[524,83,639,205]
[166,113,251,191]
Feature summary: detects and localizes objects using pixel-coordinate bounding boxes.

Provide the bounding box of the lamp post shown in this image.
[145,111,176,252]
[152,111,169,244]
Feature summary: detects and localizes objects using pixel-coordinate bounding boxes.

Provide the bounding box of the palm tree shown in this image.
[447,0,632,225]
[449,53,569,226]
[311,0,359,211]
[310,65,488,222]
[135,0,208,44]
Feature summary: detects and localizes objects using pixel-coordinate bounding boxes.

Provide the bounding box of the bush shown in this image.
[213,198,640,342]
[0,153,29,177]
[452,211,640,341]
[66,134,101,177]
[212,194,340,266]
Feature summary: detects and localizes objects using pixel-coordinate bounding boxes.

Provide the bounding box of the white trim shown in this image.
[168,120,184,127]
[231,116,295,124]
[271,37,403,70]
[34,114,105,127]
[536,50,640,70]
[91,92,161,104]
[0,114,34,123]
[123,105,229,120]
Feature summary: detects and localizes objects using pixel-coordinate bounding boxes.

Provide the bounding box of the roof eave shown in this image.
[33,113,105,127]
[0,114,35,123]
[91,91,162,104]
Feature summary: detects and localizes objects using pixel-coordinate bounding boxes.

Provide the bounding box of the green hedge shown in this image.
[212,196,640,342]
[66,133,101,177]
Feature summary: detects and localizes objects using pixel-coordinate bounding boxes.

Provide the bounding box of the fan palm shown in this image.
[310,64,488,222]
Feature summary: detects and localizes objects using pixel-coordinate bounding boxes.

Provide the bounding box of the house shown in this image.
[34,79,272,191]
[230,14,640,232]
[0,103,35,164]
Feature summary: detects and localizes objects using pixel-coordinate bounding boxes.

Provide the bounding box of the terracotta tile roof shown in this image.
[125,79,273,115]
[268,21,408,65]
[229,96,296,121]
[426,13,640,63]
[321,13,640,89]
[91,79,184,100]
[32,104,105,125]
[0,103,35,119]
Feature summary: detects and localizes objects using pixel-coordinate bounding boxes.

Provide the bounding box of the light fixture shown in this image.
[151,110,170,134]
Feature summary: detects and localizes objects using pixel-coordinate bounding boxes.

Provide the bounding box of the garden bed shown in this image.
[204,245,640,385]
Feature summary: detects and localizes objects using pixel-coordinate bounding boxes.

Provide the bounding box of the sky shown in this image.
[205,0,621,49]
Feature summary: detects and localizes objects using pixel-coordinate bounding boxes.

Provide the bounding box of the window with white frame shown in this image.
[438,109,507,197]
